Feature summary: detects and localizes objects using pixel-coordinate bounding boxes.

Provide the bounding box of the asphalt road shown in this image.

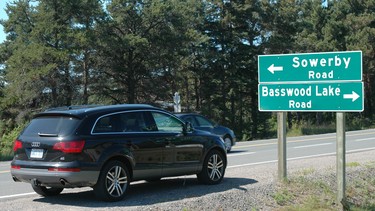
[1,128,375,201]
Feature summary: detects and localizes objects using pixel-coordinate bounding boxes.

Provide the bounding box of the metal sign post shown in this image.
[336,112,346,207]
[173,92,181,113]
[278,112,287,181]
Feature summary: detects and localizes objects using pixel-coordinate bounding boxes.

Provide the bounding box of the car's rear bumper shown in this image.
[11,167,99,188]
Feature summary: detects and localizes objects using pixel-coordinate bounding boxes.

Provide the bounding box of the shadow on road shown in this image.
[227,150,248,154]
[33,177,257,208]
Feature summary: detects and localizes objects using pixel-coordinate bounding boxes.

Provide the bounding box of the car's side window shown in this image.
[196,116,213,127]
[120,112,142,132]
[120,112,158,132]
[92,111,159,134]
[92,115,121,133]
[151,112,183,133]
[183,116,198,127]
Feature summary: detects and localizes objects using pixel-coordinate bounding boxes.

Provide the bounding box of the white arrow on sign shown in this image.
[343,91,360,102]
[268,64,283,74]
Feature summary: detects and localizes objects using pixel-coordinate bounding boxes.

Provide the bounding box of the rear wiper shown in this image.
[38,133,58,137]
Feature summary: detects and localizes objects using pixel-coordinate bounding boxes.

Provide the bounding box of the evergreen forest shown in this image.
[1,0,375,157]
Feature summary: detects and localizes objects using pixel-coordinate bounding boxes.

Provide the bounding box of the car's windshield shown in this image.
[195,116,214,127]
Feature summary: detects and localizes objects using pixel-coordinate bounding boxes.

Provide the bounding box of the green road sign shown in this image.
[258,51,362,83]
[258,82,364,112]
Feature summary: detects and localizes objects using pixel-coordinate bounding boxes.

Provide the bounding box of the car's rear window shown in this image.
[22,116,80,136]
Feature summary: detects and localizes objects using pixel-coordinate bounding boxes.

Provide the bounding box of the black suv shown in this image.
[11,104,227,201]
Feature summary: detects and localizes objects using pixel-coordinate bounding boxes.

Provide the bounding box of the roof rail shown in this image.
[45,105,102,111]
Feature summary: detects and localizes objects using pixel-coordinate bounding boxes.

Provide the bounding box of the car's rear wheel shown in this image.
[31,185,64,196]
[93,160,130,202]
[197,149,226,185]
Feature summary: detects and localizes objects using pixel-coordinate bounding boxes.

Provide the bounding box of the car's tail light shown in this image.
[11,165,21,170]
[53,140,85,153]
[13,140,23,152]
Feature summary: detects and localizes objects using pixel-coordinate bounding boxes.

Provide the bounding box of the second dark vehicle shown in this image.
[175,113,236,152]
[11,104,227,202]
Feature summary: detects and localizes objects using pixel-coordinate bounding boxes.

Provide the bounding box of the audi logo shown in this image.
[31,142,41,148]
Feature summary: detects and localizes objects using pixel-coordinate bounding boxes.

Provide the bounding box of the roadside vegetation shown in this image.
[1,0,375,144]
[1,1,375,159]
[272,162,375,210]
[266,115,375,138]
[0,123,25,161]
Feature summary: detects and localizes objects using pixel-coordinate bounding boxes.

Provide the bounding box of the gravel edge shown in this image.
[1,150,373,211]
[124,149,375,211]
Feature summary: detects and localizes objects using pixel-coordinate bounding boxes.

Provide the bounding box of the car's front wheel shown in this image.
[93,160,130,202]
[31,184,63,196]
[197,149,226,185]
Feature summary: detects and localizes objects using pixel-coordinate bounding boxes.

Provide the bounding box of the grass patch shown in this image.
[300,124,336,135]
[364,161,375,168]
[287,122,336,137]
[286,127,303,137]
[274,176,336,210]
[346,165,375,210]
[279,195,333,211]
[273,189,294,206]
[273,164,375,210]
[297,168,315,176]
[286,119,375,137]
[346,162,360,168]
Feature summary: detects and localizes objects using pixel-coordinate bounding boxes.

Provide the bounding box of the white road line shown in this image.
[0,192,35,200]
[234,130,375,149]
[228,159,278,169]
[346,147,375,153]
[228,152,256,157]
[2,147,375,200]
[355,137,375,142]
[228,147,375,169]
[293,143,332,149]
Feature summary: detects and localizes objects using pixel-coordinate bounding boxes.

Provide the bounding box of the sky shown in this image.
[0,0,9,43]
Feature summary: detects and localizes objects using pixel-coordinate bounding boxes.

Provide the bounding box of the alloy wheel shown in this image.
[106,165,128,197]
[207,153,224,181]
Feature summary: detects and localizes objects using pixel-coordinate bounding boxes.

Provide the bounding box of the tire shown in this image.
[31,184,63,196]
[223,136,232,152]
[93,160,130,202]
[197,149,226,185]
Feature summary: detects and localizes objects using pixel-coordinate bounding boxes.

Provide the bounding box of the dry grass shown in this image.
[272,162,375,210]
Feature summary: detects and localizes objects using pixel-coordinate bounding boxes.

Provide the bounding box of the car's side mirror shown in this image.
[183,122,193,134]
